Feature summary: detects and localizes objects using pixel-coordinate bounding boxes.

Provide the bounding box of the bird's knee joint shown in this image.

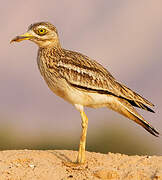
[82,121,87,128]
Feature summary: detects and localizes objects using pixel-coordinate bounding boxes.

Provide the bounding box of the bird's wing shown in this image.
[58,49,154,108]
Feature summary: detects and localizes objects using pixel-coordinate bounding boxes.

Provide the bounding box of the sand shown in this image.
[0,150,161,180]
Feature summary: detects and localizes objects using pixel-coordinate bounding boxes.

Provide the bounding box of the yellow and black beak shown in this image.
[10,32,34,43]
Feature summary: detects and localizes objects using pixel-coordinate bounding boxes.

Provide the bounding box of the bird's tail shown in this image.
[107,97,159,137]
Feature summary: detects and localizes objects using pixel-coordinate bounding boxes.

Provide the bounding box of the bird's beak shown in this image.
[10,32,34,43]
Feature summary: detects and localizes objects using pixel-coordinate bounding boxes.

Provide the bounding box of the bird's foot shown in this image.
[62,160,85,167]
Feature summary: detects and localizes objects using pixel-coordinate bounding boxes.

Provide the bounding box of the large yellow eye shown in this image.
[37,28,47,36]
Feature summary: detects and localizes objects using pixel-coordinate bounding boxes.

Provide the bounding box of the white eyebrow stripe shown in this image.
[37,25,48,29]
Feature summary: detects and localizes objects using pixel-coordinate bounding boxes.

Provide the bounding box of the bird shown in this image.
[11,22,159,164]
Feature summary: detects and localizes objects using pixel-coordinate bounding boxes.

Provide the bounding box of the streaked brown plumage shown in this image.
[11,22,159,164]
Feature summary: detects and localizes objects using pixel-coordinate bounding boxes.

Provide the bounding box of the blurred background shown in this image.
[1,0,162,155]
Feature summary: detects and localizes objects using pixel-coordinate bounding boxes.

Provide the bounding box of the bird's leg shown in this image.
[77,110,88,164]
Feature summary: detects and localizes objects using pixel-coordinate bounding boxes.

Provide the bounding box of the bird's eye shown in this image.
[37,28,47,36]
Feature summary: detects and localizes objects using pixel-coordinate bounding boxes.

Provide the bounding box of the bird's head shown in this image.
[11,22,60,48]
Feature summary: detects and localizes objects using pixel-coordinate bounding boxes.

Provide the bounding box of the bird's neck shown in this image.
[37,46,63,79]
[39,45,63,57]
[37,46,64,70]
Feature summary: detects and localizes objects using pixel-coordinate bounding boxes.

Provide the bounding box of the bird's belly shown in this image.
[56,85,114,108]
[45,79,112,108]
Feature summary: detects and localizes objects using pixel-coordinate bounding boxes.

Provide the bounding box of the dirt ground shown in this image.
[0,150,161,180]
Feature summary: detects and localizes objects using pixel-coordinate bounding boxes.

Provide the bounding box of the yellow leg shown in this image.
[77,111,88,164]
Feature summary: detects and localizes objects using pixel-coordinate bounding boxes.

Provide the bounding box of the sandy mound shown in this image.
[0,150,161,180]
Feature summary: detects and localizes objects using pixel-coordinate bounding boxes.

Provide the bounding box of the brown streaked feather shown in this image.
[58,49,154,109]
[107,97,159,137]
[123,99,155,113]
